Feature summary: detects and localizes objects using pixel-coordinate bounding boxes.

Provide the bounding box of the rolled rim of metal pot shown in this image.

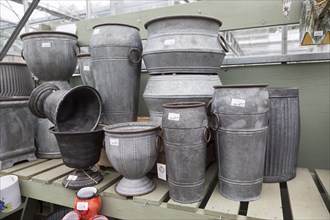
[144,14,222,29]
[20,31,78,39]
[213,84,268,89]
[103,122,160,134]
[92,23,140,31]
[0,62,27,66]
[77,53,91,58]
[163,101,205,109]
[49,126,104,135]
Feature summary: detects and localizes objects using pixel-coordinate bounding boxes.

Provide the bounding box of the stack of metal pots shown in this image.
[21,31,105,190]
[0,62,37,169]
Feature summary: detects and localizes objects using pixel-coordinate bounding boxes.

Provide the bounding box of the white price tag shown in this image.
[94,29,100,34]
[168,113,180,121]
[67,175,77,181]
[164,39,175,46]
[76,202,89,211]
[231,98,246,107]
[110,138,119,146]
[157,163,166,180]
[314,31,323,37]
[83,66,90,71]
[41,42,51,48]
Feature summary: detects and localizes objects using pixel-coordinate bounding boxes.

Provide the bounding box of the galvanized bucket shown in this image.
[103,122,161,196]
[264,88,300,182]
[211,84,269,201]
[0,97,37,170]
[34,119,61,159]
[143,15,228,74]
[162,102,210,203]
[50,127,104,189]
[143,74,221,124]
[77,53,94,87]
[0,62,34,97]
[20,31,78,83]
[90,24,142,124]
[29,83,102,132]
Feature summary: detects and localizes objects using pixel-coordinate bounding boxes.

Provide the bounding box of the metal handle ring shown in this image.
[217,34,229,52]
[210,112,221,131]
[128,48,142,64]
[203,126,212,143]
[21,49,25,60]
[156,135,164,153]
[206,99,213,116]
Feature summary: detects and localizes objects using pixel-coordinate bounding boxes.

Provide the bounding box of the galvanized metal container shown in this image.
[211,84,269,201]
[0,62,34,97]
[29,83,102,132]
[90,24,142,124]
[0,97,37,169]
[143,74,221,124]
[34,119,61,159]
[77,53,94,87]
[50,127,104,189]
[143,15,228,74]
[103,122,161,196]
[20,31,78,85]
[264,88,300,182]
[162,102,209,203]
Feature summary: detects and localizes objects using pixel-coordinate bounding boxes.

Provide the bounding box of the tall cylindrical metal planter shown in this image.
[143,74,221,124]
[211,85,269,201]
[162,102,209,203]
[77,54,94,87]
[264,88,300,182]
[0,97,37,169]
[90,24,142,124]
[0,62,34,97]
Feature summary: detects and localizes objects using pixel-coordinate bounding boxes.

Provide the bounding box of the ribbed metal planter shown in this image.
[264,88,300,182]
[77,53,94,87]
[50,127,104,189]
[143,74,221,124]
[90,24,142,124]
[0,97,37,170]
[104,122,160,196]
[211,84,269,201]
[34,119,61,159]
[29,83,102,132]
[0,62,34,97]
[20,31,78,85]
[143,15,228,74]
[162,102,209,203]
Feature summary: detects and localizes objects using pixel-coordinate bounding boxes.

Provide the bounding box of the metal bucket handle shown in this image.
[128,48,142,64]
[217,34,229,52]
[210,113,221,131]
[21,49,25,60]
[156,134,164,153]
[203,126,212,143]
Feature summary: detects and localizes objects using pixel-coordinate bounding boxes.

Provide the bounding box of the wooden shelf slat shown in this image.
[102,180,127,200]
[31,164,73,184]
[0,159,47,175]
[287,168,329,220]
[315,169,330,201]
[247,183,283,219]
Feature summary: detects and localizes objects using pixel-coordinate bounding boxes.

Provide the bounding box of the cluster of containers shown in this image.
[0,15,300,203]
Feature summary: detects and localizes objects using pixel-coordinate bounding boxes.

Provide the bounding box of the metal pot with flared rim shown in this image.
[210,84,269,202]
[0,96,37,170]
[103,122,161,196]
[20,31,79,88]
[162,101,210,204]
[29,83,102,132]
[50,127,104,190]
[90,23,142,124]
[77,53,95,87]
[0,62,34,97]
[143,15,229,74]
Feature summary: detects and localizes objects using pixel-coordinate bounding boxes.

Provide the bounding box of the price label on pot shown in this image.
[231,98,246,107]
[77,202,89,211]
[67,175,77,181]
[314,31,323,37]
[110,138,119,146]
[168,113,180,121]
[83,65,90,71]
[157,163,166,180]
[164,39,175,46]
[41,42,51,48]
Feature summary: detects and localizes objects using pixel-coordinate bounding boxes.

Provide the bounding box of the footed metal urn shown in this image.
[104,122,161,196]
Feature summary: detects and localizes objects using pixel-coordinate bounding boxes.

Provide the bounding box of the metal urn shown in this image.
[104,122,161,196]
